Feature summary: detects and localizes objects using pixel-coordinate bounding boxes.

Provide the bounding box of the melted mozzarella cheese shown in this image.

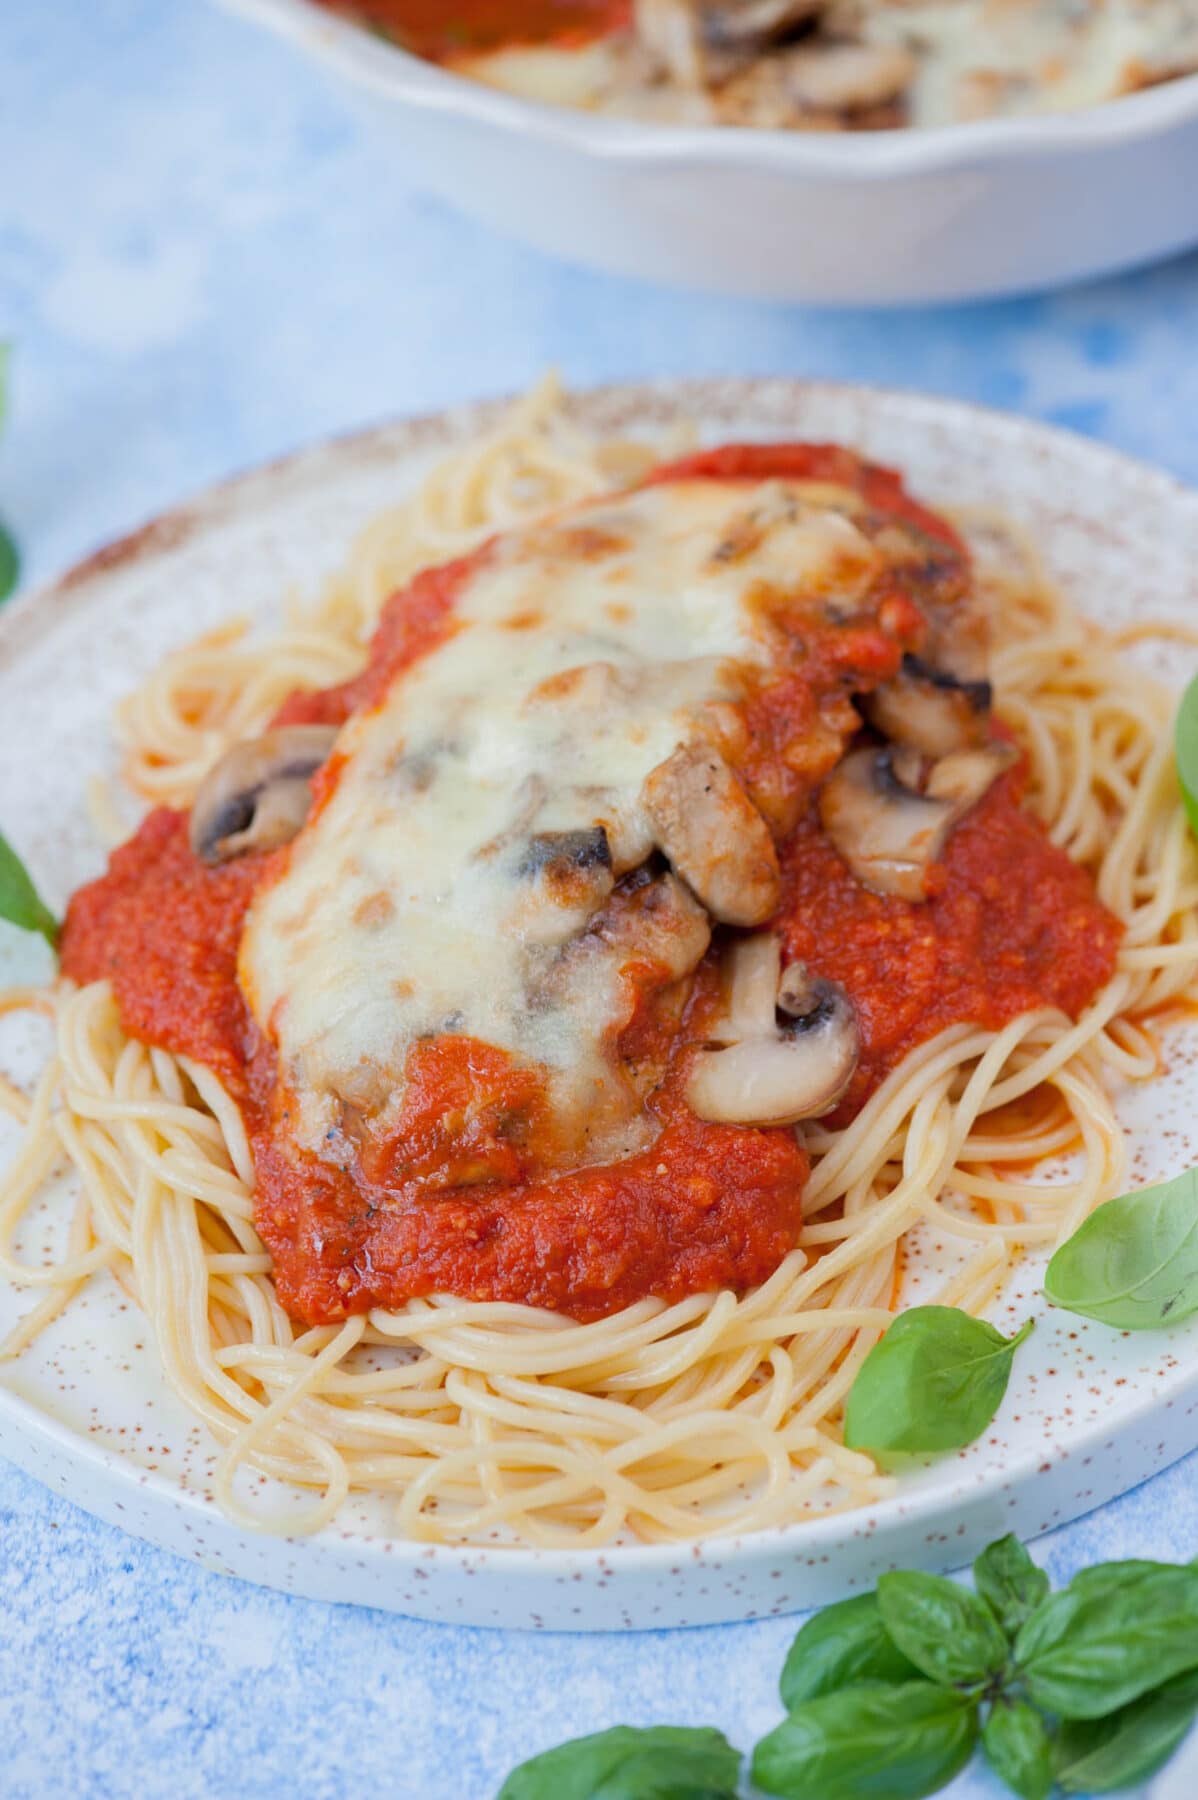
[845,0,1198,127]
[239,477,878,1166]
[453,1,1198,128]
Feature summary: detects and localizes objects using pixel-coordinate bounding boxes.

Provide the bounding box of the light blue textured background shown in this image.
[3,4,1198,1796]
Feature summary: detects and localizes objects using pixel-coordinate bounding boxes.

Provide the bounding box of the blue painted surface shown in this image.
[3,3,1198,1795]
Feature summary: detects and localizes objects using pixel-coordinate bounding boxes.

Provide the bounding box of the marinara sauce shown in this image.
[60,447,1122,1325]
[314,0,629,61]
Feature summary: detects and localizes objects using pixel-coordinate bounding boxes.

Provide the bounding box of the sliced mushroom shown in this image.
[819,740,1017,902]
[189,725,338,865]
[509,827,616,941]
[589,866,713,982]
[779,41,917,112]
[641,742,781,928]
[703,0,824,46]
[864,653,993,758]
[686,934,859,1127]
[925,742,1019,810]
[546,869,712,1024]
[634,0,822,86]
[518,826,613,881]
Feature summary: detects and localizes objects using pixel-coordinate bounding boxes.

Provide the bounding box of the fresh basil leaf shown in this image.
[780,1592,921,1709]
[1065,1558,1179,1596]
[973,1536,1050,1640]
[982,1698,1053,1800]
[843,1308,1033,1459]
[1015,1562,1198,1719]
[1177,670,1198,840]
[1045,1171,1198,1329]
[1055,1664,1198,1793]
[876,1570,1008,1692]
[495,1726,741,1800]
[0,828,58,948]
[752,1681,977,1800]
[0,519,16,604]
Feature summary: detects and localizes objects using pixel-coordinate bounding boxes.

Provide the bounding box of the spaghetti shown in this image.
[1,380,1195,1547]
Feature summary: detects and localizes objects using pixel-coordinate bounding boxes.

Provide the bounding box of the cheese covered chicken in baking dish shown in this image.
[316,0,1198,130]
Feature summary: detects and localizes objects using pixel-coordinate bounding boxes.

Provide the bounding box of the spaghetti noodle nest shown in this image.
[2,378,1196,1547]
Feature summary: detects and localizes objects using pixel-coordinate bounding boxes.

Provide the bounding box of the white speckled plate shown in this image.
[2,381,1198,1631]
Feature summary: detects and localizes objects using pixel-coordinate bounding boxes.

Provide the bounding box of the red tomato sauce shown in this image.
[314,0,629,61]
[60,446,1122,1324]
[777,770,1123,1126]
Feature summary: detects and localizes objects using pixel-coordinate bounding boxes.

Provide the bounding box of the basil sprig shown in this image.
[0,343,18,604]
[496,1534,1198,1800]
[495,1725,740,1799]
[843,1306,1033,1459]
[1177,670,1198,839]
[0,828,58,948]
[1045,1169,1198,1329]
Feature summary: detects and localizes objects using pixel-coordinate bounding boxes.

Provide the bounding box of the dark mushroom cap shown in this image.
[863,652,993,759]
[188,725,338,865]
[819,739,1017,902]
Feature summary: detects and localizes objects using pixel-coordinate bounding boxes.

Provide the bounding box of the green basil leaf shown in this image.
[843,1308,1033,1459]
[780,1592,922,1709]
[1065,1558,1179,1596]
[496,1726,740,1800]
[982,1698,1053,1800]
[1015,1562,1198,1719]
[973,1536,1050,1640]
[1045,1171,1198,1329]
[1055,1664,1198,1793]
[0,828,58,948]
[751,1681,977,1800]
[1176,670,1198,840]
[0,519,16,604]
[876,1570,1008,1692]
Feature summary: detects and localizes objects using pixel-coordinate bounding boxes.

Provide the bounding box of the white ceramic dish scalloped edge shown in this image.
[214,0,1198,303]
[2,377,1198,1631]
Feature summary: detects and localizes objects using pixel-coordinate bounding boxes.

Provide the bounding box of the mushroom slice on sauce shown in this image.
[864,653,993,759]
[189,725,338,865]
[640,741,781,928]
[818,740,1017,902]
[686,933,859,1128]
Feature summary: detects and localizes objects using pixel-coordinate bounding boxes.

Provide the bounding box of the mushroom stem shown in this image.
[686,933,859,1128]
